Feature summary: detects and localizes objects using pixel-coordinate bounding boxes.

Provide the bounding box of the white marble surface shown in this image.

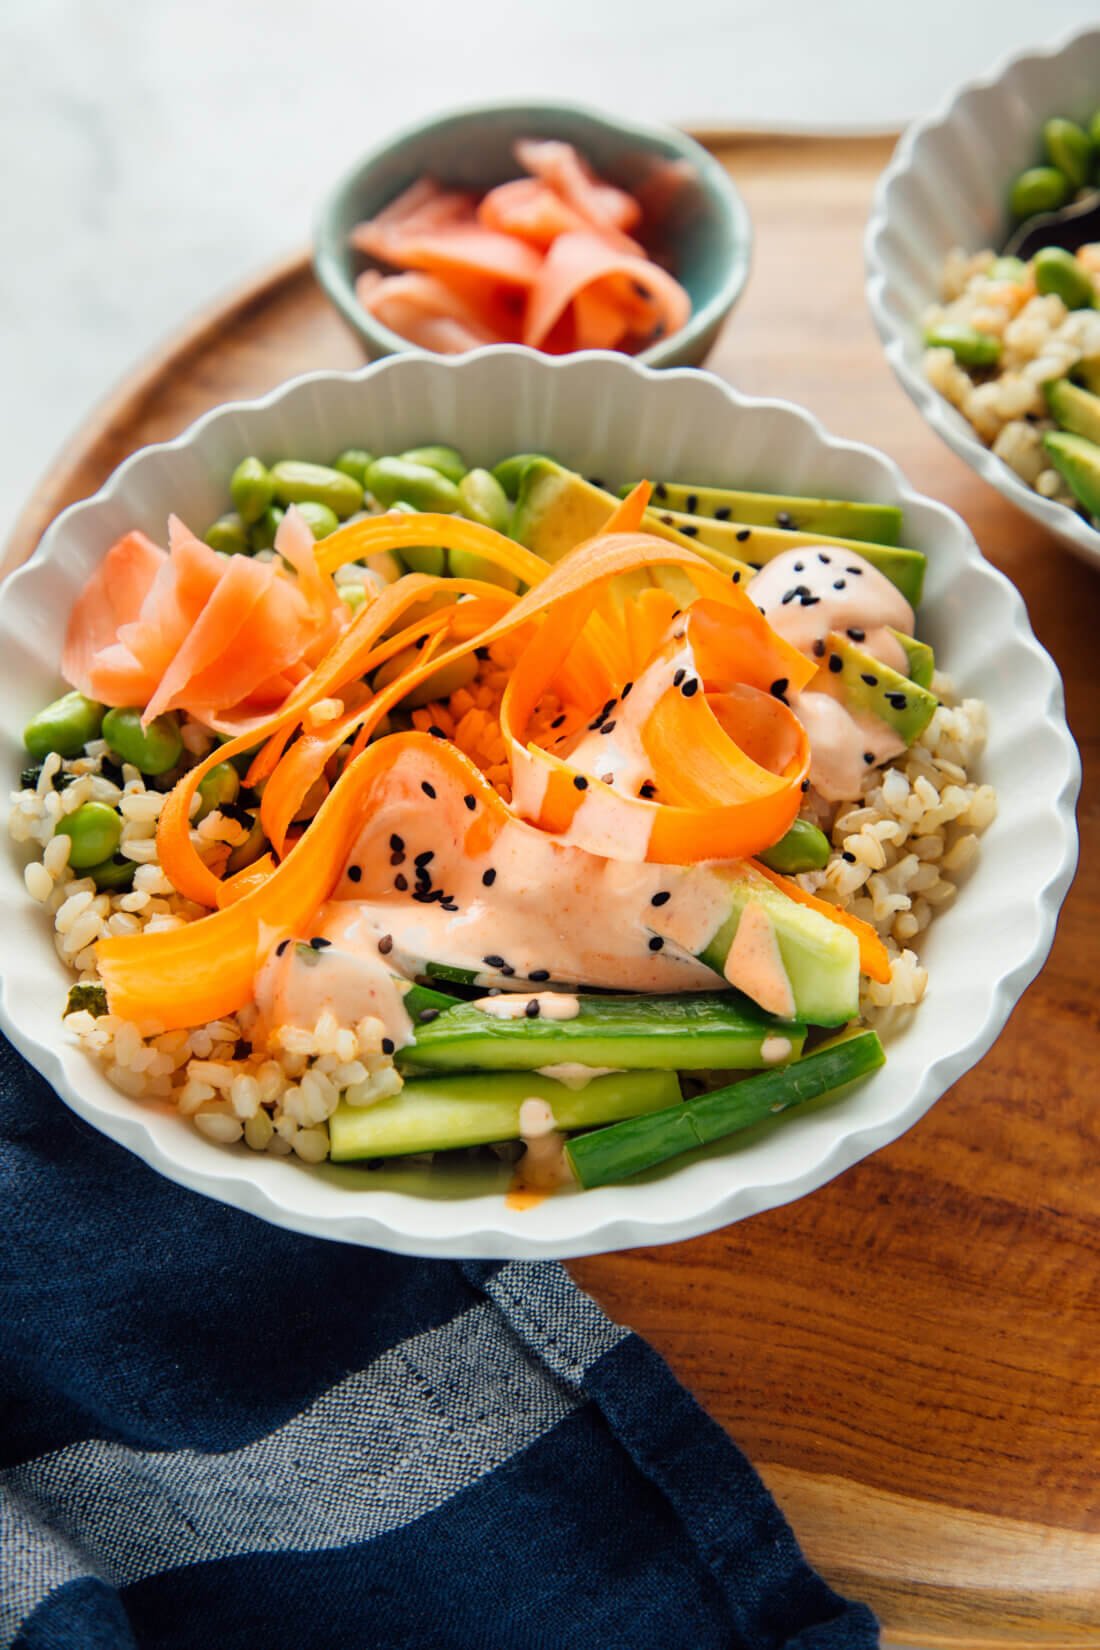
[2,0,1095,544]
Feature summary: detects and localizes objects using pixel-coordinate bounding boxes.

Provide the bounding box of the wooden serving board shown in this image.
[5,136,1098,1648]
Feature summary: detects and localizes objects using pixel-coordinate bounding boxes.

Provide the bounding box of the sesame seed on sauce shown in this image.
[736,529,751,542]
[395,873,408,891]
[382,1037,395,1055]
[818,552,832,564]
[428,724,446,739]
[573,775,588,791]
[551,714,566,729]
[715,505,731,520]
[347,864,362,883]
[418,1008,440,1023]
[863,752,875,764]
[421,781,436,799]
[639,781,657,799]
[812,639,826,658]
[414,636,427,650]
[776,511,794,529]
[842,851,856,863]
[681,679,699,698]
[441,898,458,911]
[861,673,879,687]
[482,868,497,886]
[847,627,865,642]
[621,681,634,697]
[276,939,290,957]
[600,720,617,734]
[475,646,491,660]
[673,668,686,687]
[529,968,550,982]
[648,935,664,951]
[390,834,404,852]
[833,580,847,591]
[378,934,393,955]
[525,998,540,1019]
[685,493,698,513]
[793,561,805,572]
[770,678,789,703]
[390,851,404,866]
[415,850,434,866]
[846,565,863,575]
[463,794,476,811]
[310,937,331,950]
[801,778,810,792]
[500,964,515,977]
[800,594,821,607]
[651,891,671,906]
[828,654,843,674]
[483,953,506,968]
[886,692,908,709]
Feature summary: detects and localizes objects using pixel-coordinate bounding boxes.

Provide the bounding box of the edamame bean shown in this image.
[101,706,183,775]
[333,448,374,486]
[758,819,831,875]
[1009,166,1070,221]
[399,542,447,576]
[365,457,462,513]
[294,500,341,540]
[923,323,1001,367]
[226,816,268,875]
[491,453,544,498]
[399,445,466,484]
[204,513,251,555]
[88,853,136,892]
[249,504,285,552]
[56,801,122,869]
[373,647,478,708]
[1043,117,1092,191]
[450,470,519,589]
[340,583,369,612]
[270,460,363,519]
[987,255,1026,282]
[1033,246,1094,311]
[23,691,104,760]
[230,457,275,525]
[195,760,241,822]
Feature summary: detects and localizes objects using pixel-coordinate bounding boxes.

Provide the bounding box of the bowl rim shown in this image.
[864,22,1100,575]
[312,97,753,369]
[0,346,1081,1259]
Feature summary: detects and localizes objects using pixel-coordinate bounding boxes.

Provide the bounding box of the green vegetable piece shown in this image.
[56,801,122,869]
[1045,378,1100,444]
[249,505,285,552]
[23,691,104,760]
[402,991,805,1075]
[450,468,519,589]
[986,256,1026,282]
[1033,246,1095,311]
[758,820,831,875]
[101,706,183,775]
[332,448,374,486]
[1043,117,1093,191]
[636,482,904,546]
[1076,358,1100,395]
[403,981,463,1019]
[66,981,108,1018]
[889,629,935,690]
[1090,110,1100,152]
[295,500,341,540]
[567,1029,885,1189]
[399,445,466,484]
[195,760,241,822]
[923,322,1002,368]
[88,853,136,892]
[399,543,447,576]
[1009,166,1071,221]
[372,646,477,707]
[365,457,462,514]
[204,513,250,555]
[340,584,369,612]
[229,457,275,526]
[270,460,363,519]
[492,453,546,498]
[329,1069,680,1161]
[225,815,268,875]
[1042,430,1100,516]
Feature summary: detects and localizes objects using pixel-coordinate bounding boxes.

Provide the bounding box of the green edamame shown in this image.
[491,453,545,498]
[372,647,477,708]
[399,541,447,576]
[23,691,104,760]
[204,513,251,556]
[230,457,275,526]
[757,819,831,875]
[1009,166,1071,221]
[249,505,285,552]
[987,256,1026,282]
[1043,117,1092,191]
[195,760,241,822]
[88,853,136,892]
[399,445,466,484]
[270,460,363,519]
[923,323,1002,368]
[449,469,519,590]
[365,457,462,514]
[332,449,374,486]
[226,816,269,875]
[294,500,341,540]
[56,801,122,869]
[101,706,183,775]
[1033,246,1094,311]
[340,583,370,612]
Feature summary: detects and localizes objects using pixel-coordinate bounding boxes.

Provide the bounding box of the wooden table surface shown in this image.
[6,135,1098,1648]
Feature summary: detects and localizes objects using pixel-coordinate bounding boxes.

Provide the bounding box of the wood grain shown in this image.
[4,135,1098,1646]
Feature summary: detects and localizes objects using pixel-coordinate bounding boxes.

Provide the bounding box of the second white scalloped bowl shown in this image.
[0,349,1080,1258]
[866,25,1100,575]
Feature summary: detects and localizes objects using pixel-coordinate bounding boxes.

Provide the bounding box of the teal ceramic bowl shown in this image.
[314,101,752,368]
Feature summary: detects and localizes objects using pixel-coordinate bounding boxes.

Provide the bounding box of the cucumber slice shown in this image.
[329,1068,680,1160]
[402,991,805,1074]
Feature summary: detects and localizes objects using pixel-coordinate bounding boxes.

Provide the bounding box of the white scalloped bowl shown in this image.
[0,349,1080,1258]
[866,24,1100,575]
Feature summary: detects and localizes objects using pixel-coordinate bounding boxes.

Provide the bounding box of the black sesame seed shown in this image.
[440,898,458,911]
[551,714,566,729]
[685,493,698,513]
[770,678,789,702]
[415,850,434,866]
[828,654,843,673]
[573,775,588,791]
[863,752,875,765]
[833,580,847,591]
[736,529,751,542]
[310,936,331,950]
[793,561,805,572]
[818,552,832,564]
[600,719,616,734]
[671,609,681,618]
[681,678,699,698]
[475,646,491,661]
[715,506,731,521]
[390,833,404,852]
[651,890,671,906]
[395,873,408,891]
[842,851,856,863]
[525,998,540,1018]
[463,794,476,811]
[347,864,362,883]
[529,969,550,982]
[418,1008,440,1023]
[639,781,656,799]
[428,724,446,739]
[655,481,667,500]
[382,1037,395,1055]
[886,692,908,710]
[861,673,879,687]
[483,953,505,968]
[812,639,826,658]
[781,589,798,606]
[801,778,810,792]
[681,524,699,539]
[648,935,664,951]
[846,565,863,575]
[390,851,405,866]
[732,570,741,583]
[500,964,515,977]
[847,627,865,642]
[482,868,497,886]
[776,511,794,529]
[276,938,290,957]
[673,668,685,687]
[621,680,633,697]
[421,781,436,799]
[800,594,820,607]
[588,476,605,489]
[378,934,393,955]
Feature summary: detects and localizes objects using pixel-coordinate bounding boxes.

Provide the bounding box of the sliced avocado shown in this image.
[1042,431,1100,517]
[818,632,938,745]
[645,508,926,607]
[1045,379,1100,446]
[889,629,935,690]
[510,460,755,583]
[631,482,903,545]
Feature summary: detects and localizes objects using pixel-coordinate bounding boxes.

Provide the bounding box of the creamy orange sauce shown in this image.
[506,1096,574,1206]
[760,1034,794,1063]
[535,1063,622,1088]
[721,901,795,1019]
[794,692,906,803]
[254,935,414,1048]
[472,991,580,1021]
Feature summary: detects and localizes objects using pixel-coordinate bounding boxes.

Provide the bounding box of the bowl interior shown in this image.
[314,102,751,367]
[0,351,1078,1257]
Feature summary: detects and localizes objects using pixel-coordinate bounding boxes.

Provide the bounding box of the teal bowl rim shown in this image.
[313,98,753,369]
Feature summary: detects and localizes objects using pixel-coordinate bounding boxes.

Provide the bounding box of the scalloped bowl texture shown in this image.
[0,350,1079,1259]
[314,101,751,370]
[866,24,1100,574]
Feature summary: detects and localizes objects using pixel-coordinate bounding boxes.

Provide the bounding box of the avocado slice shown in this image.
[510,459,755,582]
[645,507,925,607]
[889,629,935,690]
[818,632,938,745]
[1045,379,1100,446]
[1042,431,1100,517]
[630,481,903,545]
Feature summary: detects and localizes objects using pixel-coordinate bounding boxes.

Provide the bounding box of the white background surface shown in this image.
[2,0,1094,541]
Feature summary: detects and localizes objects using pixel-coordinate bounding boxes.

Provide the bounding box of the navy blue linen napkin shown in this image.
[0,1036,877,1649]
